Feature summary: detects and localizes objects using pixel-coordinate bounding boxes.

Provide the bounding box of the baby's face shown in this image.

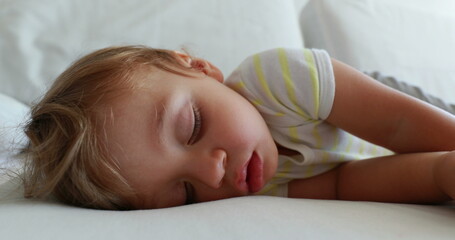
[103,60,278,209]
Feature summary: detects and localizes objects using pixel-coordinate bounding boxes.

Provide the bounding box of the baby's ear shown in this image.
[173,51,224,83]
[173,51,192,67]
[189,59,209,74]
[190,59,224,83]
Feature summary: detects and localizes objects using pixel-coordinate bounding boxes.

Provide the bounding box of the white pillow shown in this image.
[0,93,29,168]
[300,0,455,103]
[0,0,303,105]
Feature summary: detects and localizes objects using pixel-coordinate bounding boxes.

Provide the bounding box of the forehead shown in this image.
[102,75,166,152]
[128,65,202,91]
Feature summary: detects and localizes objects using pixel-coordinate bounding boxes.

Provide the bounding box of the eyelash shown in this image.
[184,181,195,205]
[187,105,202,145]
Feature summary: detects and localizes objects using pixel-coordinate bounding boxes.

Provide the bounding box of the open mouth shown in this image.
[246,152,264,193]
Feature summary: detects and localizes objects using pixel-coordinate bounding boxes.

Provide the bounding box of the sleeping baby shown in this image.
[21,45,455,209]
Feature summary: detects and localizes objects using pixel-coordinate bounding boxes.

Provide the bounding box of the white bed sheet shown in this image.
[1,177,454,240]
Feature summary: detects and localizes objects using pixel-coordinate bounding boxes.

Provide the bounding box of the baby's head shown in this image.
[23,45,278,210]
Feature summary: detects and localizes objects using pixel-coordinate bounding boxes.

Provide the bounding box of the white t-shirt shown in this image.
[225,48,392,197]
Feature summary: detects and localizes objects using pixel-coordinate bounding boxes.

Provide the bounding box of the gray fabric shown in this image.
[366,71,455,115]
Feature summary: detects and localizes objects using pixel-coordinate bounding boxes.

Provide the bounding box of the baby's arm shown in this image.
[336,151,454,203]
[326,59,455,153]
[289,151,455,203]
[288,59,455,203]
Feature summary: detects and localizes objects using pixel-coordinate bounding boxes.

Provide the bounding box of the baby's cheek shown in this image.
[231,127,259,148]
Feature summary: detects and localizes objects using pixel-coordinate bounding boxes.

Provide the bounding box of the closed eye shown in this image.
[187,105,202,145]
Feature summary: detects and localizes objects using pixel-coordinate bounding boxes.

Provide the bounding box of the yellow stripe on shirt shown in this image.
[289,126,300,143]
[253,54,278,106]
[311,123,323,148]
[303,49,320,118]
[234,81,246,90]
[274,160,293,179]
[330,128,340,151]
[303,164,314,178]
[233,80,264,107]
[345,134,354,153]
[278,48,311,120]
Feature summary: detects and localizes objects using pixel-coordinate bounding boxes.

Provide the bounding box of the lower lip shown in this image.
[246,152,264,193]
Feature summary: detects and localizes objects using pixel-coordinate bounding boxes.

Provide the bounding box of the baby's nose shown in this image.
[191,149,226,189]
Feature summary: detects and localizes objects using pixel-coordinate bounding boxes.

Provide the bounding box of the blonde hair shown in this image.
[22,45,193,210]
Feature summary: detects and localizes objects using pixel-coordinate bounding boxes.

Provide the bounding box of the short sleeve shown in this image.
[225,48,335,126]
